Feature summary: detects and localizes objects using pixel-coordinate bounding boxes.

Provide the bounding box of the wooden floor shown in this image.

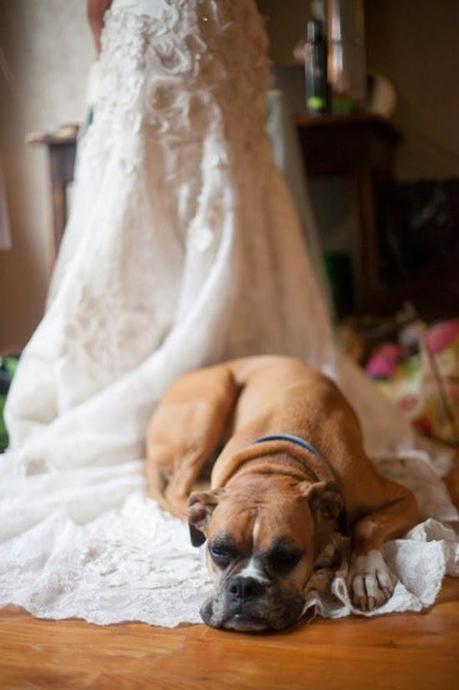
[1,581,458,690]
[1,458,458,690]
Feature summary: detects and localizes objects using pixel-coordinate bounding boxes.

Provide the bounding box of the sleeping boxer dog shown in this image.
[145,356,420,631]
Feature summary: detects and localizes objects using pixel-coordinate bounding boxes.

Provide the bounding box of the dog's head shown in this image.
[188,473,343,632]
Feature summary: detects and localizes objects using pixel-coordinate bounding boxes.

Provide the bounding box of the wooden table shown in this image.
[29,114,399,310]
[29,116,454,319]
[27,126,79,264]
[297,113,401,315]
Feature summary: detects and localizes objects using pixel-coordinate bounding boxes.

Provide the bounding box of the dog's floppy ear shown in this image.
[300,480,344,522]
[187,490,222,547]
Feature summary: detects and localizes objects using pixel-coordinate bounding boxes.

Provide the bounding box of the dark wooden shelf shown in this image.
[296,111,401,314]
[296,111,401,143]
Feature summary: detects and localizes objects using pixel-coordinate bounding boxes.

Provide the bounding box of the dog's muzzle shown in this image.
[200,575,304,632]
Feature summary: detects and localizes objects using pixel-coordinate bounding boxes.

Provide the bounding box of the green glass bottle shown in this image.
[304,18,329,115]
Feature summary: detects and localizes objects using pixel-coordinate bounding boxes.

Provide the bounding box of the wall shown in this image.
[0,0,92,352]
[365,0,459,180]
[257,0,310,66]
[259,0,459,180]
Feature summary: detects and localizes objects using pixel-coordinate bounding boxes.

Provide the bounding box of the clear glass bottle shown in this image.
[327,0,366,113]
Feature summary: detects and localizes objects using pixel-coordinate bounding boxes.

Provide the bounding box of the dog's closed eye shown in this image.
[265,547,303,574]
[208,538,239,567]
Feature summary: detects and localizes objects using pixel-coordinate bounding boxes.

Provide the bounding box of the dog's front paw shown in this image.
[348,550,396,612]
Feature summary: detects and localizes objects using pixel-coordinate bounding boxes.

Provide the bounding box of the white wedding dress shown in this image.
[1,0,457,626]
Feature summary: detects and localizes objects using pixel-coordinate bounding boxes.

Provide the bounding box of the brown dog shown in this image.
[145,356,420,631]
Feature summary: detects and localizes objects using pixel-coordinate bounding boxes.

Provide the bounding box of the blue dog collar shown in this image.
[254,433,324,460]
[254,433,347,534]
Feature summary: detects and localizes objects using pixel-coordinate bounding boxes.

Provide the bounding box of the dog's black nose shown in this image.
[227,576,265,602]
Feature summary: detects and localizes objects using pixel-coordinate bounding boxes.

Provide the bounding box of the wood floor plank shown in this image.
[1,578,458,690]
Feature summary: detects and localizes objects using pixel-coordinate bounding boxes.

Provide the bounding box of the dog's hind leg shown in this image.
[145,364,240,518]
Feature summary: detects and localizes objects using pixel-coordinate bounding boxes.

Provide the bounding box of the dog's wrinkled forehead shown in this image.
[188,475,343,552]
[207,495,315,553]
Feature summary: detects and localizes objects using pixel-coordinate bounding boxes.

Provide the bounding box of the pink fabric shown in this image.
[426,320,459,354]
[366,343,404,379]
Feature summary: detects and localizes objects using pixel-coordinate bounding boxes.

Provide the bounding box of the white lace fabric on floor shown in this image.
[1,0,458,627]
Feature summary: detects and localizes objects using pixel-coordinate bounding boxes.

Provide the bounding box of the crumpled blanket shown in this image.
[304,520,459,620]
[1,448,458,627]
